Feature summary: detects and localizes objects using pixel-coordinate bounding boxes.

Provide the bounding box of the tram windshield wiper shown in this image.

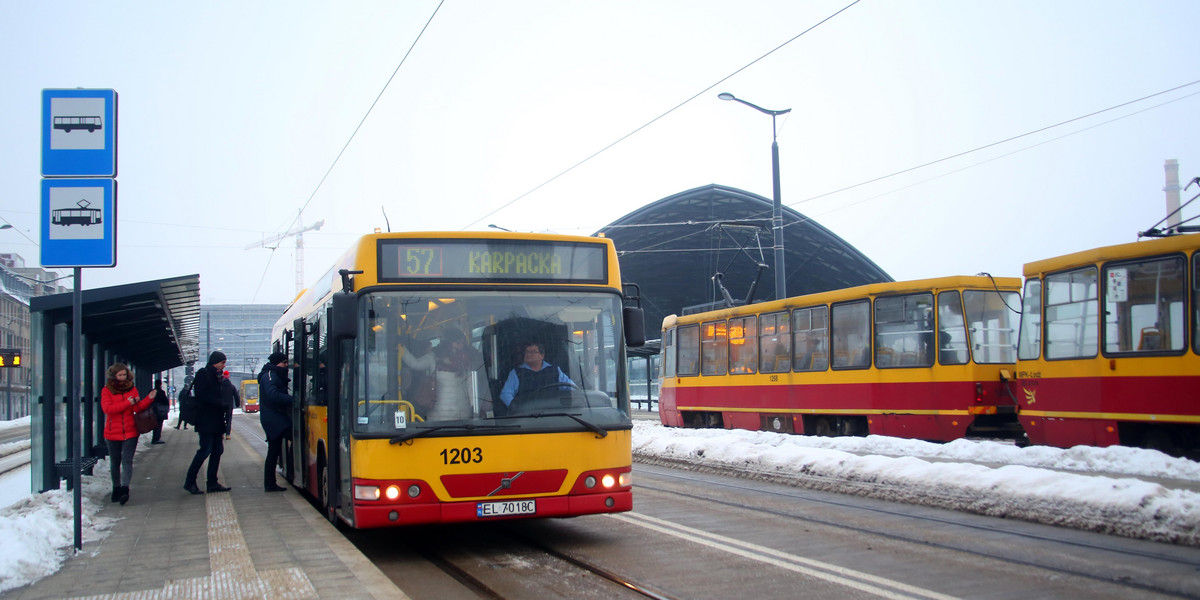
[494,412,609,438]
[389,424,520,444]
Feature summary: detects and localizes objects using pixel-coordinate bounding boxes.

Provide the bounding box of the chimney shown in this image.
[1164,159,1181,230]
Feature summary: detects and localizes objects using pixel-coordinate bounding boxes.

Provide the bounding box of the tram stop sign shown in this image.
[40,89,118,268]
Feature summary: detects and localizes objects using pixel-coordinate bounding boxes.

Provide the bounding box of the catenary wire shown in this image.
[459,0,864,230]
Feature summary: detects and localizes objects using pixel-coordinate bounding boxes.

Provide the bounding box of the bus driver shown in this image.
[498,342,574,409]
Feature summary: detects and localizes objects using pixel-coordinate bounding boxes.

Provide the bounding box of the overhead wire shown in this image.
[249,0,445,295]
[460,0,864,230]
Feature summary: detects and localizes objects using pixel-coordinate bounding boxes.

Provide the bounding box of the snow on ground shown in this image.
[1,415,1200,593]
[633,421,1200,546]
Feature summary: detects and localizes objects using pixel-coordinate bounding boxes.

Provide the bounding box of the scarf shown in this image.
[106,378,134,395]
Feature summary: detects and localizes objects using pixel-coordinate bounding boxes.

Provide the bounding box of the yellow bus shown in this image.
[271,231,645,528]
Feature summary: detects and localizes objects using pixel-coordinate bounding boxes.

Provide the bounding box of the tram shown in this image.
[658,275,1023,442]
[1015,233,1200,455]
[240,379,260,413]
[271,231,645,528]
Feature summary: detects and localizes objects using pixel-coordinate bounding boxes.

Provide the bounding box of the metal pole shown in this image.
[71,267,82,551]
[771,120,785,301]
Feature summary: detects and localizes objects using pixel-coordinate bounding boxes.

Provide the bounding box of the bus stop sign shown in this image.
[41,89,117,177]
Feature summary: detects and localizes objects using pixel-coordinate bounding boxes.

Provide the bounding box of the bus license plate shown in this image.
[477,499,536,518]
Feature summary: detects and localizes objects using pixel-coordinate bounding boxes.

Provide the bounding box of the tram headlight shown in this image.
[384,485,401,501]
[354,485,381,500]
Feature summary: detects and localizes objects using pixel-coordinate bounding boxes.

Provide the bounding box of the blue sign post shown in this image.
[40,88,118,552]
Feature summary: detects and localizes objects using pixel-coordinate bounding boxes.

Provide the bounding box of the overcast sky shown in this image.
[2,1,1198,305]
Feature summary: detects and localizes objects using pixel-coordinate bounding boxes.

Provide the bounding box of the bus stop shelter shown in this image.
[28,274,200,492]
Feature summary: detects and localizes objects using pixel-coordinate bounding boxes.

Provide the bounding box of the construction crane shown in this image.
[245,217,325,296]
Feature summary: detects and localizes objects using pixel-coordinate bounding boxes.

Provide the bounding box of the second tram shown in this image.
[1015,233,1200,455]
[659,276,1023,442]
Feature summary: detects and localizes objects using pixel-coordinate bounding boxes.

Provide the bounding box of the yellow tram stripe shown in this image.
[1019,410,1200,423]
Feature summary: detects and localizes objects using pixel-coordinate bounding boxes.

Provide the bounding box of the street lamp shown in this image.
[718,92,791,301]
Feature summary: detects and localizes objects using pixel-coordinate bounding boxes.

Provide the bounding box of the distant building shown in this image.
[197,304,289,384]
[596,184,893,335]
[0,253,70,419]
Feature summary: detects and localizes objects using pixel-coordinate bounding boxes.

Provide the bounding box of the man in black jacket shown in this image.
[259,352,294,492]
[183,351,232,494]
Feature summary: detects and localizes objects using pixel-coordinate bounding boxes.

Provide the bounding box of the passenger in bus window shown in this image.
[428,329,491,420]
[498,342,575,409]
[399,337,436,417]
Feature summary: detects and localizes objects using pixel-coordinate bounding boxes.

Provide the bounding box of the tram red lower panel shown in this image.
[661,378,1012,442]
[351,490,633,528]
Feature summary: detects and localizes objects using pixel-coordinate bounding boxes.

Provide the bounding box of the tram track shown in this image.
[635,462,1200,599]
[348,522,679,600]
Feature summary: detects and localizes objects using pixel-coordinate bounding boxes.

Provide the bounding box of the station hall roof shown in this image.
[596,184,893,333]
[30,274,201,373]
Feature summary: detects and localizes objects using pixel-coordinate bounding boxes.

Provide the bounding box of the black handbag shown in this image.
[133,408,159,434]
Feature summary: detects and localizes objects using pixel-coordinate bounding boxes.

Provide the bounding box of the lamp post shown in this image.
[718,92,791,301]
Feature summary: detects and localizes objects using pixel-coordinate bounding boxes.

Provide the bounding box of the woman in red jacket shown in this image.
[100,362,156,505]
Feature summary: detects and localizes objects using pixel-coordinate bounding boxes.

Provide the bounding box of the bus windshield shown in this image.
[354,290,630,436]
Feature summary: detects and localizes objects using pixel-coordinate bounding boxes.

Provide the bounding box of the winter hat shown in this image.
[208,351,227,366]
[268,351,288,365]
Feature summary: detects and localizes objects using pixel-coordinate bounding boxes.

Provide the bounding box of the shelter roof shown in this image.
[30,274,201,372]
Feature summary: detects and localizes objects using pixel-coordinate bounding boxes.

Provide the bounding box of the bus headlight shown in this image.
[584,476,597,489]
[384,485,401,501]
[407,484,422,498]
[619,472,632,487]
[601,474,616,488]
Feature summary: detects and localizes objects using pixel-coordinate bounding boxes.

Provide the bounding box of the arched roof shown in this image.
[596,184,892,332]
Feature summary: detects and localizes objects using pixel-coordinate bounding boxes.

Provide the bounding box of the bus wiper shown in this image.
[389,423,520,444]
[495,412,608,438]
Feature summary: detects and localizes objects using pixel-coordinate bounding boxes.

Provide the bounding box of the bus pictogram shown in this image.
[53,116,103,133]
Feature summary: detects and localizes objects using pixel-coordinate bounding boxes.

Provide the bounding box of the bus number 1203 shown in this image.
[441,447,483,465]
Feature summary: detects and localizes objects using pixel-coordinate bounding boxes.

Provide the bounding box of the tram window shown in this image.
[729,316,757,374]
[1194,253,1200,356]
[700,320,728,376]
[1044,268,1099,359]
[873,293,934,368]
[677,325,700,376]
[963,289,1020,364]
[1103,256,1186,354]
[831,301,869,369]
[792,306,828,371]
[662,328,677,378]
[1017,279,1042,360]
[937,291,969,365]
[760,311,792,374]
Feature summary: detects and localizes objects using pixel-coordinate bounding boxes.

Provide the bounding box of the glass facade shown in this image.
[198,304,288,378]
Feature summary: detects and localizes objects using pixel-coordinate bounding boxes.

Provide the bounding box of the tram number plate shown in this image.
[477,499,536,518]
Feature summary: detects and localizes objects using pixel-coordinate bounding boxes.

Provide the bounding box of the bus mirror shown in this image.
[623,306,646,348]
[331,292,357,340]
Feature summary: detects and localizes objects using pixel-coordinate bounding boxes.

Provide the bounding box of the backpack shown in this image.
[178,380,198,424]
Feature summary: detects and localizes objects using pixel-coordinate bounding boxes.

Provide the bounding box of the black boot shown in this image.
[183,481,204,495]
[118,486,130,505]
[111,488,120,503]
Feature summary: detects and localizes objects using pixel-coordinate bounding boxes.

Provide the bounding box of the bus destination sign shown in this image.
[378,239,608,284]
